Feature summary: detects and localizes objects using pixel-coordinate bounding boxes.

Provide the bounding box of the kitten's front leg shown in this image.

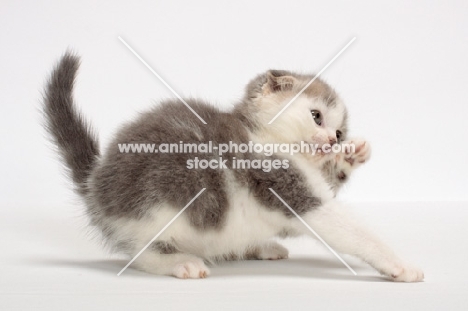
[300,201,424,282]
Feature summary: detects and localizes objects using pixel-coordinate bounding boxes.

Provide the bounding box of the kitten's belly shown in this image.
[195,184,289,257]
[103,166,332,259]
[169,183,287,258]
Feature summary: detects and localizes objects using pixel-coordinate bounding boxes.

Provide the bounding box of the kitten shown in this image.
[42,52,423,281]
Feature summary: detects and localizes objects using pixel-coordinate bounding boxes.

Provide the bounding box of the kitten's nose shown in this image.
[328,137,337,145]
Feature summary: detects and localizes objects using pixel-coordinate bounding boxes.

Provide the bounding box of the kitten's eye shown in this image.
[310,110,322,126]
[336,130,342,142]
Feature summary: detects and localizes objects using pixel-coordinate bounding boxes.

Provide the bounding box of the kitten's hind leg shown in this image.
[132,242,210,279]
[245,242,289,260]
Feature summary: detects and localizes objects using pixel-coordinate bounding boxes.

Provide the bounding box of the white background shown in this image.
[1,1,468,310]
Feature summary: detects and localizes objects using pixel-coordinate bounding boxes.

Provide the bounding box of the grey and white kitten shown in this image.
[43,52,423,281]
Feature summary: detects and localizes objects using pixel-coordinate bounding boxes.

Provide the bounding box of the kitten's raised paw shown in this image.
[387,264,424,282]
[343,139,371,167]
[172,258,210,279]
[257,242,289,260]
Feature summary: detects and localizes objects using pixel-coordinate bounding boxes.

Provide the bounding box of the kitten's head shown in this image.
[239,70,348,147]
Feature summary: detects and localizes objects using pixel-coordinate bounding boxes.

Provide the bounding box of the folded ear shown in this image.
[263,70,297,94]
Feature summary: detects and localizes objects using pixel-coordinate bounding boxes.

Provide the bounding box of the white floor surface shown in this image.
[1,202,467,310]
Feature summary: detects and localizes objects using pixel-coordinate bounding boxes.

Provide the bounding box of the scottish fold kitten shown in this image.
[43,52,423,282]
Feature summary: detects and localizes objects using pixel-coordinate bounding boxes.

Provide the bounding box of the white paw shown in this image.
[340,139,371,168]
[386,264,424,282]
[257,242,289,260]
[172,258,210,279]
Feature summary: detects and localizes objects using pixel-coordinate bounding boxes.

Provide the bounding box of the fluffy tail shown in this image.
[43,52,99,195]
